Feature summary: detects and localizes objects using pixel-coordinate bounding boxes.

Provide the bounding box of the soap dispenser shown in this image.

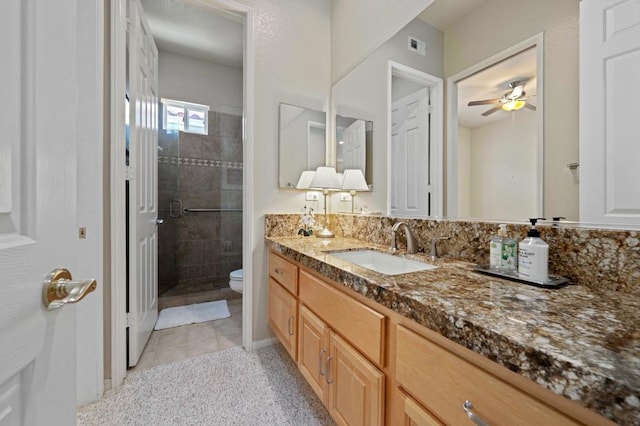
[489,225,505,269]
[518,218,548,282]
[501,226,517,271]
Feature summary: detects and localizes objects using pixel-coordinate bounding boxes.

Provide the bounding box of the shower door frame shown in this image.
[109,0,255,390]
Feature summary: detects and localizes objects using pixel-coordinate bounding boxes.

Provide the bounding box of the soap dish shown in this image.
[473,265,570,289]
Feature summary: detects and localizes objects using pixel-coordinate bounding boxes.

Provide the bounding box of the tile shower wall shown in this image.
[158,111,243,296]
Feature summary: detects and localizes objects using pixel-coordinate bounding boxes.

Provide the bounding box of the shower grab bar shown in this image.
[183,208,242,213]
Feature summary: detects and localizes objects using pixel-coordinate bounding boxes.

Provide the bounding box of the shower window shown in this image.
[161,98,210,135]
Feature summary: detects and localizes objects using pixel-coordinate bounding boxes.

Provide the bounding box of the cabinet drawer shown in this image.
[396,388,443,426]
[299,270,384,366]
[269,251,298,295]
[395,325,579,426]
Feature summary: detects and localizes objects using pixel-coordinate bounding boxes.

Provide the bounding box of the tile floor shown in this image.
[130,297,242,372]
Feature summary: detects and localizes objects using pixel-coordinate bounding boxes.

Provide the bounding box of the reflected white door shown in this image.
[0,0,87,424]
[127,0,159,367]
[580,0,640,225]
[342,119,366,171]
[390,88,430,217]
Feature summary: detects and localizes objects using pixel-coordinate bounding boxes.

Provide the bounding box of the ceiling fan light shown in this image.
[502,99,526,111]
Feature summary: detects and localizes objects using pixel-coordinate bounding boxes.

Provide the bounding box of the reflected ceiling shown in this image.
[141,0,243,67]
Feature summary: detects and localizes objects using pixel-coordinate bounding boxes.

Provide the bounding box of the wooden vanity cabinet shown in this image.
[298,272,385,426]
[267,252,298,360]
[395,388,443,426]
[394,325,581,426]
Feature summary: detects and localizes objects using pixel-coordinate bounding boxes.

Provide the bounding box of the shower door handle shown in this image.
[169,199,182,218]
[155,218,164,225]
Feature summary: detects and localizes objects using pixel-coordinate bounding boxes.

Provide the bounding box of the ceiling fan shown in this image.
[467,80,536,116]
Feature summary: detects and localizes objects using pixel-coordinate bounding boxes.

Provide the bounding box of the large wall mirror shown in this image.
[330,0,580,223]
[278,103,326,188]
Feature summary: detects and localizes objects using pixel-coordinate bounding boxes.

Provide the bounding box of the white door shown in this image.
[390,88,430,217]
[342,119,367,171]
[128,0,160,367]
[0,0,94,424]
[580,0,640,225]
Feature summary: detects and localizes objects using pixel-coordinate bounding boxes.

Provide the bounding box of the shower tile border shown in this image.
[159,155,243,169]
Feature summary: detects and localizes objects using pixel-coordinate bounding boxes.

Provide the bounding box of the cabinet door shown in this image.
[267,278,297,360]
[396,388,443,426]
[298,305,330,402]
[327,332,384,426]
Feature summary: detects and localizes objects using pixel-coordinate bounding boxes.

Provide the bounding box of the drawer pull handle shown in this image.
[463,400,489,426]
[274,268,283,275]
[287,316,294,336]
[319,349,327,376]
[324,355,334,384]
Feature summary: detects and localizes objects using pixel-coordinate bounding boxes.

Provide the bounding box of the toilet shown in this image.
[229,269,243,294]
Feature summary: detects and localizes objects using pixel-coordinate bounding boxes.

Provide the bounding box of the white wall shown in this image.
[331,0,433,83]
[457,126,471,217]
[232,0,331,343]
[468,112,537,220]
[445,0,579,220]
[158,49,242,114]
[332,17,444,213]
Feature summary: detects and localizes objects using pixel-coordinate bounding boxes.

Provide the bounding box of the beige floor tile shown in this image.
[216,332,242,350]
[154,345,191,365]
[157,329,188,349]
[130,350,156,373]
[187,339,219,357]
[185,324,217,344]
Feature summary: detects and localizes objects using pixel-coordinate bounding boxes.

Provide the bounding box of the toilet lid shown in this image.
[230,269,243,280]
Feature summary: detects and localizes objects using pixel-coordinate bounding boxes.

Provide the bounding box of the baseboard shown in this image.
[250,337,278,351]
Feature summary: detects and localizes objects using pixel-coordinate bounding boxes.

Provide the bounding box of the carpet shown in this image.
[77,345,334,426]
[154,300,230,330]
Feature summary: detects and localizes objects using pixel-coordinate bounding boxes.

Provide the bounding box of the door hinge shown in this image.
[427,105,432,114]
[126,312,135,328]
[125,166,135,181]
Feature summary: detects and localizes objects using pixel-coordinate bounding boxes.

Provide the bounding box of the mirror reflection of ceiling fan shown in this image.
[467,80,536,116]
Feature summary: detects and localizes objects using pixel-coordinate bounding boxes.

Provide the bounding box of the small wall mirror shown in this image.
[335,115,373,185]
[278,103,327,188]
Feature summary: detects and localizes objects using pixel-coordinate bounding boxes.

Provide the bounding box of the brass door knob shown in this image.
[42,268,97,310]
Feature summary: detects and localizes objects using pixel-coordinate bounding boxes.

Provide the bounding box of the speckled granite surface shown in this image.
[265,214,640,294]
[266,235,640,425]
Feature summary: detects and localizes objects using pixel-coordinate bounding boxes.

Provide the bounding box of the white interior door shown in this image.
[390,88,430,217]
[0,0,93,424]
[580,0,640,225]
[128,0,159,367]
[342,119,366,171]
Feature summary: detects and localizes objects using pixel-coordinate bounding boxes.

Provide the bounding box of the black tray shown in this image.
[473,265,570,289]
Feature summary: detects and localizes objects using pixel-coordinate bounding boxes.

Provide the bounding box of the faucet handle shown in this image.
[430,236,451,260]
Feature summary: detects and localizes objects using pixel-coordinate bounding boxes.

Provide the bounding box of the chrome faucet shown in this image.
[430,236,450,260]
[391,222,417,254]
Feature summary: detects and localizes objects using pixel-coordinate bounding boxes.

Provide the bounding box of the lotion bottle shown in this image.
[489,225,505,269]
[500,225,517,271]
[518,218,548,282]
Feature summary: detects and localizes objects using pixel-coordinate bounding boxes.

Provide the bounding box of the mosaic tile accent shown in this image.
[158,155,243,169]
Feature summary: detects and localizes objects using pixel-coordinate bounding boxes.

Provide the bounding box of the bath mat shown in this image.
[155,300,230,330]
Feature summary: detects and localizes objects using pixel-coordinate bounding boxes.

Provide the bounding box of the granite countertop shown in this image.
[266,236,640,425]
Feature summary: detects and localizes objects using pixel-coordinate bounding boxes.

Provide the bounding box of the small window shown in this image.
[161,98,210,135]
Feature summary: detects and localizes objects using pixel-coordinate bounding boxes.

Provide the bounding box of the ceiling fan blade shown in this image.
[468,99,500,106]
[524,103,537,111]
[481,105,502,116]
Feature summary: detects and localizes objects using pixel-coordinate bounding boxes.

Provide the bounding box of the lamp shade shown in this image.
[341,169,369,191]
[310,166,341,190]
[296,170,316,189]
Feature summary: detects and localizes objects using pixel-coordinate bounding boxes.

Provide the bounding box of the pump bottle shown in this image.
[518,218,548,282]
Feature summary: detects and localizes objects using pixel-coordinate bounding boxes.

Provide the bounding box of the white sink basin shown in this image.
[328,250,437,275]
